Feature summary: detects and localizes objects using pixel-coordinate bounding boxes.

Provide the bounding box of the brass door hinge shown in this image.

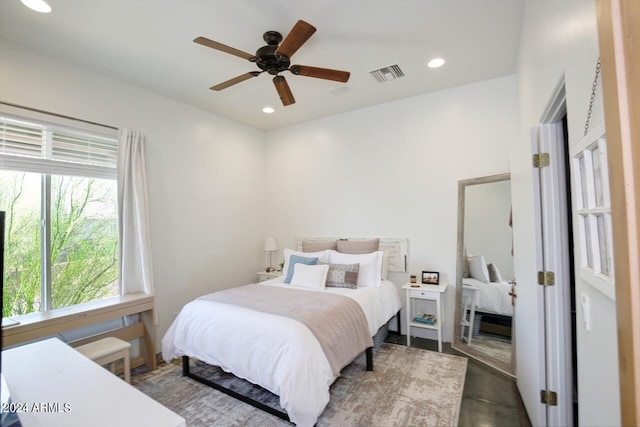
[538,271,555,286]
[533,152,550,168]
[541,390,558,406]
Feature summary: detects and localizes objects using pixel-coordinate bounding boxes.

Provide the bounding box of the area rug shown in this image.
[471,335,512,367]
[132,343,467,427]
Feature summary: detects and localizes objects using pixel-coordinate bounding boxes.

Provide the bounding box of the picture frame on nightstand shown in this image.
[422,271,439,285]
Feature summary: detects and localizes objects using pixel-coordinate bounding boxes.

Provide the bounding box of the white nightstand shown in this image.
[461,282,479,344]
[402,280,449,352]
[257,270,281,282]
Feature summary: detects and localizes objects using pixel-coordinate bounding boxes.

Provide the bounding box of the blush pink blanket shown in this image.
[202,284,373,376]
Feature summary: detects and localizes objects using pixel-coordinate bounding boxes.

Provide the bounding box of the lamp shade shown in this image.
[264,237,278,252]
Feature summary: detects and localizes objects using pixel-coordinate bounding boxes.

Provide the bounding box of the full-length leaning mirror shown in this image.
[453,172,515,377]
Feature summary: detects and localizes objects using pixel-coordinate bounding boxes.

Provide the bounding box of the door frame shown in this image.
[532,81,573,427]
[596,1,640,425]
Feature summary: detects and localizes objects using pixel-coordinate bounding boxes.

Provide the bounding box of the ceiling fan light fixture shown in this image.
[21,0,51,13]
[427,58,446,68]
[262,107,275,114]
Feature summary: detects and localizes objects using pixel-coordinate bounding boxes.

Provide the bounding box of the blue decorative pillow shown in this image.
[285,255,318,283]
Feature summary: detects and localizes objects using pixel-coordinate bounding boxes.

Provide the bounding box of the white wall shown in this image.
[0,40,267,349]
[263,75,518,342]
[464,180,514,280]
[514,1,618,426]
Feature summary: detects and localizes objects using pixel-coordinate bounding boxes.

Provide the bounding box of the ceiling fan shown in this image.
[194,20,351,106]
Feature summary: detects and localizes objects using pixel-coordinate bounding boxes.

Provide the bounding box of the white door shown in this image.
[531,122,573,427]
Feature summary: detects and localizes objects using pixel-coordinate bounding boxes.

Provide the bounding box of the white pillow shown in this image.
[381,251,390,280]
[282,248,330,278]
[468,255,490,283]
[290,263,329,290]
[328,250,383,287]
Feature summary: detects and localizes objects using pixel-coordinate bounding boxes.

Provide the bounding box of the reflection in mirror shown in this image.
[453,173,515,377]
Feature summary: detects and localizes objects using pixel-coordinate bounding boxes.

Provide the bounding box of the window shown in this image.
[0,114,119,317]
[572,131,614,298]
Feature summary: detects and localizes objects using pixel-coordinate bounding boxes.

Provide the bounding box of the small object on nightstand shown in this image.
[410,275,417,283]
[413,313,436,325]
[421,271,440,285]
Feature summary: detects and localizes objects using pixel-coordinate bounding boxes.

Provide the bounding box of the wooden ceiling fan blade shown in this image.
[275,20,316,59]
[290,65,350,83]
[210,72,260,91]
[194,36,255,61]
[273,75,296,106]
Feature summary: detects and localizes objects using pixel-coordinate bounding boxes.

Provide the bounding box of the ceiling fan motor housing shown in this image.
[255,32,290,75]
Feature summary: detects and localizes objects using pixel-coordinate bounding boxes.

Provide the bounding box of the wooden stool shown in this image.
[76,337,132,383]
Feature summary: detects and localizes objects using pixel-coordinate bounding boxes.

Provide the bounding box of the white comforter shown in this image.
[162,278,401,427]
[463,277,514,316]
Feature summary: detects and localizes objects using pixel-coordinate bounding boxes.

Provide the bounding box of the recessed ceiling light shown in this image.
[21,0,52,13]
[262,107,275,114]
[427,58,445,69]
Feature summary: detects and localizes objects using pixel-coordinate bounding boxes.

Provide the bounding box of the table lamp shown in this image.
[264,237,277,272]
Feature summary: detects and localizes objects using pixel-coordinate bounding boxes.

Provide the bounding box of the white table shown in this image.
[402,280,449,352]
[461,282,479,344]
[1,338,185,427]
[256,270,281,282]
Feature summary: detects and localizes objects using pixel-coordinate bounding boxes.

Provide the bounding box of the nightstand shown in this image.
[461,282,479,345]
[257,270,281,282]
[402,280,449,352]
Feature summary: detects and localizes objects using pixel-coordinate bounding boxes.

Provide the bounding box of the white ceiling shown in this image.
[0,0,525,131]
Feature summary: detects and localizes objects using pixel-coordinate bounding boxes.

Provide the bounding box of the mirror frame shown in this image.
[452,172,515,377]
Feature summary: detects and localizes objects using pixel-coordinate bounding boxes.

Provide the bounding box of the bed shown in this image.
[162,246,402,427]
[463,253,513,317]
[462,277,513,317]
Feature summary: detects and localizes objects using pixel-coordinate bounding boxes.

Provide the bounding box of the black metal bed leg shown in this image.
[182,356,190,376]
[397,310,401,335]
[366,347,373,371]
[180,356,291,422]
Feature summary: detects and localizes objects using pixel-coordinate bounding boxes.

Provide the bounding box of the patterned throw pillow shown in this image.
[319,262,360,289]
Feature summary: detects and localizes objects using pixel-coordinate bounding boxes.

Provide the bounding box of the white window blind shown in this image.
[0,115,117,179]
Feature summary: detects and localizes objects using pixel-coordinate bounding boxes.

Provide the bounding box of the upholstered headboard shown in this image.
[293,237,409,273]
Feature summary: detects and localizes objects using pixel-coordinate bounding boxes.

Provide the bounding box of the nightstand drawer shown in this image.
[410,289,435,299]
[257,271,281,282]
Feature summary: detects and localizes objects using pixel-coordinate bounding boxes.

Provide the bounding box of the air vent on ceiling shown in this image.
[369,64,405,83]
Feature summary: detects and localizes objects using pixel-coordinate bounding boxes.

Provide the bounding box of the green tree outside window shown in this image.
[1,171,119,318]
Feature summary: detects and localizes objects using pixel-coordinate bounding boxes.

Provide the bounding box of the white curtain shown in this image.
[118,129,157,324]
